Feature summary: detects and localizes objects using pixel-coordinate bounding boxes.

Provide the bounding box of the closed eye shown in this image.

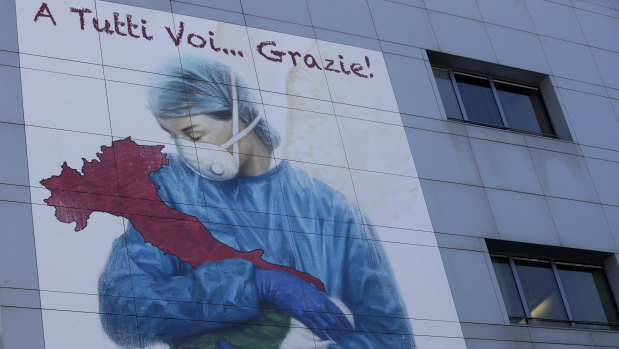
[182,129,201,142]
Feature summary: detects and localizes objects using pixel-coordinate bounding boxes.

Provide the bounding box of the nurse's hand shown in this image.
[255,268,353,342]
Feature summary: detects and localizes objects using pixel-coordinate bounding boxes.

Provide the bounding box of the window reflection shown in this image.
[431,66,557,138]
[491,254,619,329]
[514,258,569,326]
[491,256,527,324]
[558,263,619,330]
[494,81,554,136]
[432,68,463,120]
[453,72,504,127]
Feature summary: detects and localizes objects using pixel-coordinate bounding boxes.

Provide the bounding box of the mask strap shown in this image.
[230,73,240,165]
[220,75,264,151]
[220,113,264,149]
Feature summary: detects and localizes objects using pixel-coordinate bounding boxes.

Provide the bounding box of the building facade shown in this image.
[1,0,618,348]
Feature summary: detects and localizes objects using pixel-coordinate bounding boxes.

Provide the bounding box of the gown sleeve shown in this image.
[98,223,261,347]
[328,203,415,349]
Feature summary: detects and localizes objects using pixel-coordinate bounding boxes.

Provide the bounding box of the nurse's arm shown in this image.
[98,226,261,346]
[330,220,414,348]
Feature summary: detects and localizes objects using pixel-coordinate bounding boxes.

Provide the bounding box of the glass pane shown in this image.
[558,264,619,329]
[515,259,569,324]
[432,68,463,119]
[491,256,527,324]
[494,81,555,136]
[454,72,503,127]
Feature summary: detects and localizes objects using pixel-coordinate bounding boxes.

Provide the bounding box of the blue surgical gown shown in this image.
[98,155,414,348]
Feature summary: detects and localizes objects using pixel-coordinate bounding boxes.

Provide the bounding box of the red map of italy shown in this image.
[40,137,325,291]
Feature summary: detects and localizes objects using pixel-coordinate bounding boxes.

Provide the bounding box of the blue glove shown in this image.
[255,268,353,342]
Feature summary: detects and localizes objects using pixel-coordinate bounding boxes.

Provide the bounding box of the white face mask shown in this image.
[175,73,264,181]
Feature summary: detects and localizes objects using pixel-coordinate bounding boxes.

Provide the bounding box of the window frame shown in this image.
[491,253,619,329]
[432,66,557,138]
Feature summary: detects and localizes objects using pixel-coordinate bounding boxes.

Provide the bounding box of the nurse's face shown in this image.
[156,114,233,148]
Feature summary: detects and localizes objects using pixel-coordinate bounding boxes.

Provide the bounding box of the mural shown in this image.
[40,56,413,348]
[17,1,464,348]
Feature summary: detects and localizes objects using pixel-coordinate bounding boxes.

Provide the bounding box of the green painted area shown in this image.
[171,307,291,349]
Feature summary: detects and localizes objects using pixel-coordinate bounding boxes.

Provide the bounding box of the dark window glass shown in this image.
[491,256,527,324]
[454,72,503,127]
[557,263,619,330]
[515,258,569,327]
[432,68,463,119]
[494,81,555,136]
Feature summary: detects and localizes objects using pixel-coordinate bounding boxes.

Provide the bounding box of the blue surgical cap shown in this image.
[148,56,280,151]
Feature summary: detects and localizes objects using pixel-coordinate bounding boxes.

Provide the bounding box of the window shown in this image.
[490,254,619,330]
[432,67,556,137]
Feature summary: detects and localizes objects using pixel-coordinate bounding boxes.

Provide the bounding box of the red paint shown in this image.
[41,138,325,291]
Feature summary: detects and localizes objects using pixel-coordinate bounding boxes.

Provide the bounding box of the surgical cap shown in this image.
[148,56,280,151]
